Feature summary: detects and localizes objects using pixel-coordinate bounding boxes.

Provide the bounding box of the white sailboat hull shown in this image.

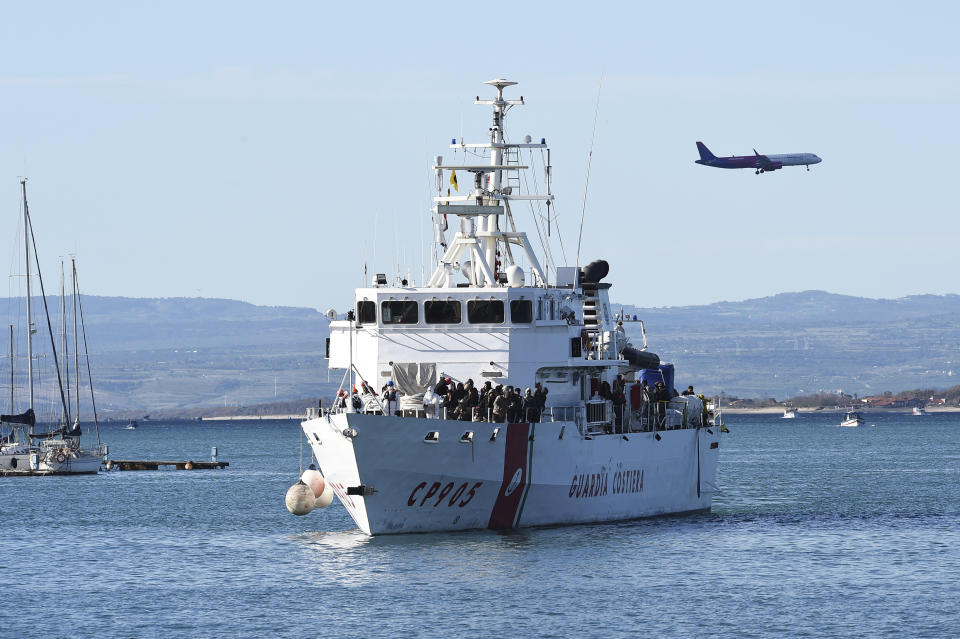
[1,448,103,475]
[38,451,104,474]
[303,413,720,535]
[0,449,36,475]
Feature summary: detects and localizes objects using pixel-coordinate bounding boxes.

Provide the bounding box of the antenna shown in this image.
[576,74,603,270]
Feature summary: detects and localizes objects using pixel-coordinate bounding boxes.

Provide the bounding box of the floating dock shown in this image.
[105,459,229,471]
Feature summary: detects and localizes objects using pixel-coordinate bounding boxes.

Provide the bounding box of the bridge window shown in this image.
[356,301,376,324]
[381,300,419,324]
[425,300,462,324]
[467,300,504,324]
[510,300,533,323]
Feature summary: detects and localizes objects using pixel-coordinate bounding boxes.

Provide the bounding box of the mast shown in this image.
[60,260,70,426]
[481,80,514,285]
[74,269,102,445]
[20,179,33,434]
[427,80,549,289]
[8,325,12,415]
[72,258,80,424]
[21,178,71,433]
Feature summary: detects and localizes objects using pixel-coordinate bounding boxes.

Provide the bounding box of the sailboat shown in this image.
[0,179,106,475]
[0,343,34,469]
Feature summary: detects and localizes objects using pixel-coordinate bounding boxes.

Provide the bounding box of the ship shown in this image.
[840,411,864,427]
[299,79,722,535]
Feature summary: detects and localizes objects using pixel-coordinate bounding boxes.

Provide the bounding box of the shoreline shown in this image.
[199,414,303,421]
[723,405,960,415]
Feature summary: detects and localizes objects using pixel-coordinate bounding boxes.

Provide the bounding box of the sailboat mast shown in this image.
[8,325,12,414]
[72,259,80,423]
[60,260,70,426]
[20,179,34,433]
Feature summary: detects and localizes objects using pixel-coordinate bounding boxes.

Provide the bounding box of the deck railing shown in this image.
[308,394,718,436]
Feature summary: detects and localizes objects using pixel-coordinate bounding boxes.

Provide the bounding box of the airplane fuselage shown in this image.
[694,141,821,173]
[695,153,821,169]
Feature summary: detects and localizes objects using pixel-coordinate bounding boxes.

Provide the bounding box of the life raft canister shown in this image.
[56,452,67,464]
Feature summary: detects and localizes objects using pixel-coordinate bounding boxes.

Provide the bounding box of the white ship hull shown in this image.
[303,413,720,535]
[839,418,863,427]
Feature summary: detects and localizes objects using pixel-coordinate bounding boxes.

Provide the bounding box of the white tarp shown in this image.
[391,362,437,396]
[668,395,705,428]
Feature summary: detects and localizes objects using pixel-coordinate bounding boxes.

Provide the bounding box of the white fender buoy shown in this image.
[315,480,334,509]
[301,468,325,498]
[285,481,315,516]
[301,468,333,508]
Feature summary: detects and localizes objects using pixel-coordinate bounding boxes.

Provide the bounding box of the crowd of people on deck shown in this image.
[585,373,701,430]
[328,376,550,423]
[428,376,549,423]
[326,371,702,430]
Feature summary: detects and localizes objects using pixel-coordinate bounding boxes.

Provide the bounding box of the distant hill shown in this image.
[0,296,335,415]
[616,290,960,398]
[2,290,958,414]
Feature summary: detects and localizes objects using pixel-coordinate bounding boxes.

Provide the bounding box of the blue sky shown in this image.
[1,2,957,309]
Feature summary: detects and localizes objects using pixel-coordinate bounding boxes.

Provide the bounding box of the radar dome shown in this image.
[506,264,524,287]
[325,309,337,320]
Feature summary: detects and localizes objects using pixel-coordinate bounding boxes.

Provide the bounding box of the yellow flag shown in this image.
[449,170,459,192]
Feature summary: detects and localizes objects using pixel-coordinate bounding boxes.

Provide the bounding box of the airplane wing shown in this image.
[753,149,782,171]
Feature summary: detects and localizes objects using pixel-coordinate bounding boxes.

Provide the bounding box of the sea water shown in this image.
[1,413,958,638]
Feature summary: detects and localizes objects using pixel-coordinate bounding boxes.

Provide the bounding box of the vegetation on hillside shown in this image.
[719,384,960,409]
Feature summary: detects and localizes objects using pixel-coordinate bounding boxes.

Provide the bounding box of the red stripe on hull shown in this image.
[487,423,530,529]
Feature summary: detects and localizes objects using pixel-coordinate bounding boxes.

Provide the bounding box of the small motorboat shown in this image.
[124,421,138,430]
[912,406,926,416]
[839,411,864,427]
[782,407,798,419]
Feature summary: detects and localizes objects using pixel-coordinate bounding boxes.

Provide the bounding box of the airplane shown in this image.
[695,141,821,174]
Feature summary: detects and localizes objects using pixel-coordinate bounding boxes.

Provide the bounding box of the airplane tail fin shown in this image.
[696,141,716,161]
